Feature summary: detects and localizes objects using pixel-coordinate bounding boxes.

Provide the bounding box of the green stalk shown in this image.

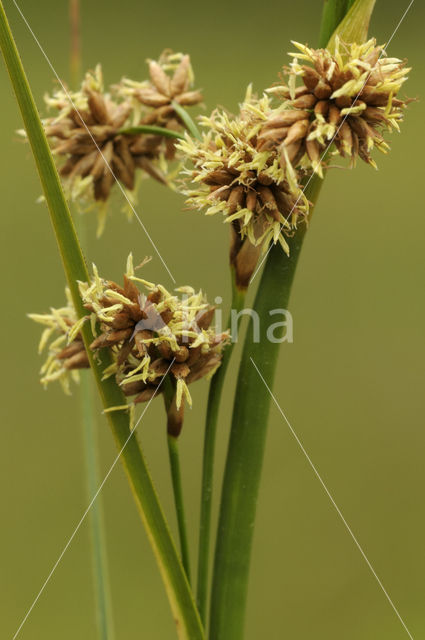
[196,270,245,623]
[163,376,192,582]
[79,371,115,640]
[167,434,192,581]
[68,3,115,636]
[209,177,323,640]
[0,6,203,638]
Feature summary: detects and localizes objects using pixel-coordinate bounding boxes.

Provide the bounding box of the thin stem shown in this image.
[119,124,185,139]
[69,0,81,87]
[167,434,192,581]
[0,6,203,638]
[209,177,323,640]
[80,371,115,640]
[69,3,114,634]
[196,271,246,623]
[163,376,191,582]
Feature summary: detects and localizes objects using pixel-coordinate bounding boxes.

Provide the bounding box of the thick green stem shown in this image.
[167,434,192,582]
[196,272,246,623]
[0,6,203,638]
[209,178,323,640]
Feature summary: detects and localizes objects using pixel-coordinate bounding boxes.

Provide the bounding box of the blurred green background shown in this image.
[1,0,424,638]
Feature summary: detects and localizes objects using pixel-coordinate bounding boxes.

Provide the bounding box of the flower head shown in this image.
[43,65,171,233]
[28,289,88,394]
[263,38,410,175]
[30,257,228,411]
[178,95,309,267]
[117,51,203,160]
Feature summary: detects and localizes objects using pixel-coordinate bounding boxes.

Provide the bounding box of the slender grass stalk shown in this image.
[79,371,115,640]
[76,211,115,640]
[119,124,186,139]
[0,6,203,638]
[163,377,192,582]
[68,3,115,636]
[167,434,192,581]
[196,269,245,623]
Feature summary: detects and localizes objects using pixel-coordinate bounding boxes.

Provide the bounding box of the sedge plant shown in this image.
[0,0,413,638]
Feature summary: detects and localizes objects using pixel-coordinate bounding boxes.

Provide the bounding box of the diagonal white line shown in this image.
[11,359,175,640]
[250,0,415,284]
[12,0,176,284]
[250,356,414,640]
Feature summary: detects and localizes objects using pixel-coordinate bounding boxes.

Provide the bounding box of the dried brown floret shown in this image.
[29,257,228,414]
[263,38,411,176]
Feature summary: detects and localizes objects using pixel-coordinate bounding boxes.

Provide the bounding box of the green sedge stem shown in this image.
[75,204,115,640]
[209,177,323,640]
[163,377,192,582]
[167,434,192,582]
[0,6,203,638]
[171,100,201,140]
[119,124,186,140]
[196,270,246,623]
[80,371,115,640]
[70,3,114,633]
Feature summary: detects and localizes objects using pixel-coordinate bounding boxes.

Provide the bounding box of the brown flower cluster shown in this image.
[178,95,309,286]
[42,53,202,233]
[30,257,228,414]
[262,38,410,175]
[118,50,203,161]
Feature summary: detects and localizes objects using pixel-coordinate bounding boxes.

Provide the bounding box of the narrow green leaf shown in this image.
[0,4,204,639]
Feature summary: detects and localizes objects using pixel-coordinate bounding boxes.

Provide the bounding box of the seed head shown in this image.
[43,65,171,234]
[178,94,309,267]
[263,38,411,175]
[29,257,228,411]
[28,288,88,394]
[117,51,203,160]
